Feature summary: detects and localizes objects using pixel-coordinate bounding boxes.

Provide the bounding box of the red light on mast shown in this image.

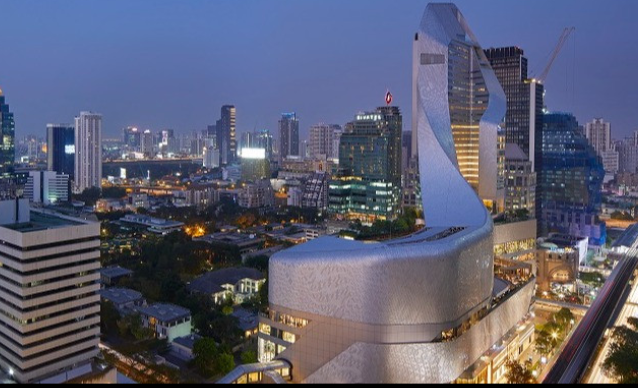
[385,91,393,106]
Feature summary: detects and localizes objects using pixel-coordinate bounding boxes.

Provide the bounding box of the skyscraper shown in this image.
[309,123,341,159]
[616,132,638,173]
[413,23,506,214]
[329,107,402,223]
[504,143,536,216]
[0,200,101,383]
[255,129,274,161]
[141,129,154,157]
[585,118,611,155]
[122,126,141,150]
[585,118,618,177]
[538,113,606,244]
[0,88,15,179]
[484,47,544,171]
[46,124,75,178]
[216,105,236,165]
[74,112,102,193]
[240,148,270,182]
[279,113,299,160]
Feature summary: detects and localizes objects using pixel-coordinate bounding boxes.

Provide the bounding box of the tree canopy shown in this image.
[603,317,638,384]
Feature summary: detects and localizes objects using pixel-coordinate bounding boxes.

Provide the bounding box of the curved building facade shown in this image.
[248,4,532,384]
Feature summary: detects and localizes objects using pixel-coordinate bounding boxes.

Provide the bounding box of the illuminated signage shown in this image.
[241,148,266,160]
[65,145,75,155]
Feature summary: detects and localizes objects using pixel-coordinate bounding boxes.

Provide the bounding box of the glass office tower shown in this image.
[538,113,606,245]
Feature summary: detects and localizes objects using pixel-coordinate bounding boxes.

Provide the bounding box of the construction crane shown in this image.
[538,27,575,83]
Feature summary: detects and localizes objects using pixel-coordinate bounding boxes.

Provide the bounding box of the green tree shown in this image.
[193,338,219,377]
[222,306,234,316]
[554,308,575,331]
[506,360,536,384]
[100,301,121,336]
[217,353,236,375]
[102,186,127,199]
[245,255,269,272]
[75,187,101,206]
[241,350,258,365]
[535,322,562,357]
[603,318,638,384]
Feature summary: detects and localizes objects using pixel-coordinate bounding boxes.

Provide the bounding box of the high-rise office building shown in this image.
[74,112,102,193]
[240,132,254,154]
[46,124,75,178]
[240,148,270,182]
[413,24,506,214]
[240,129,274,162]
[0,199,101,383]
[585,118,618,177]
[141,129,154,157]
[309,124,341,159]
[122,126,142,150]
[617,132,638,173]
[329,107,402,223]
[255,129,274,161]
[216,105,236,165]
[279,113,299,160]
[0,88,15,179]
[538,113,606,245]
[585,118,612,155]
[504,143,536,216]
[484,47,544,171]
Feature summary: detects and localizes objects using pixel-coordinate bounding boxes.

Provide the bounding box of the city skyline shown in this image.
[1,0,637,140]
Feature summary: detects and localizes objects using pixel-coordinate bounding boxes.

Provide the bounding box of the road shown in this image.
[99,342,172,384]
[543,241,638,384]
[586,275,638,384]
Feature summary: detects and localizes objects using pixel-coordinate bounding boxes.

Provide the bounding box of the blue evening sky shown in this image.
[0,0,636,139]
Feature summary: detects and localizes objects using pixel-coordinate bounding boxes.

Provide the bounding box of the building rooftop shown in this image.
[504,143,529,161]
[544,233,588,248]
[100,266,134,280]
[232,308,259,332]
[3,210,86,233]
[98,287,144,305]
[120,214,184,228]
[188,267,265,295]
[197,232,263,246]
[172,334,203,350]
[136,303,191,323]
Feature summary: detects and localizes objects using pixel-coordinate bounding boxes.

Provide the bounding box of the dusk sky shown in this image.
[1,0,637,140]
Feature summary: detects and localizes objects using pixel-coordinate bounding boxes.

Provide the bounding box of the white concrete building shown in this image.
[137,304,192,343]
[586,118,618,177]
[0,200,101,383]
[74,112,102,193]
[24,171,70,205]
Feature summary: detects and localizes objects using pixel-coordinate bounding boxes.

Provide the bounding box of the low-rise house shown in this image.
[120,214,185,235]
[100,266,134,287]
[187,268,265,305]
[136,303,192,342]
[98,287,146,315]
[232,308,259,339]
[195,232,265,260]
[170,334,203,361]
